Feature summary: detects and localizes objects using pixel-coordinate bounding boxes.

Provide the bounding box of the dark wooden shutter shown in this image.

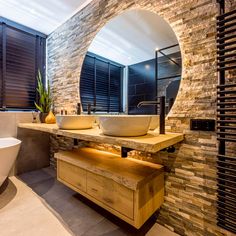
[80,53,123,113]
[0,18,46,110]
[110,64,122,112]
[5,26,36,108]
[95,59,109,112]
[80,55,95,111]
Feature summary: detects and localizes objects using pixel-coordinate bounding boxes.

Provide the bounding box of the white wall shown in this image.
[0,112,39,138]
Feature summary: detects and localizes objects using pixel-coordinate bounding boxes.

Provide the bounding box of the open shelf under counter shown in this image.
[18,123,184,153]
[55,147,164,228]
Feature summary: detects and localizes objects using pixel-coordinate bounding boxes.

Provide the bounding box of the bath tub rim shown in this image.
[0,137,21,149]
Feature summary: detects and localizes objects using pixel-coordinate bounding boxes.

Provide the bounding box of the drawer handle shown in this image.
[91,188,98,192]
[103,197,113,204]
[149,186,154,195]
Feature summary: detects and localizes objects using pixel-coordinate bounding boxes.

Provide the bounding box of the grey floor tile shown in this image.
[31,178,74,199]
[42,166,57,178]
[101,229,128,236]
[19,168,53,185]
[69,217,105,236]
[146,223,180,236]
[81,218,119,236]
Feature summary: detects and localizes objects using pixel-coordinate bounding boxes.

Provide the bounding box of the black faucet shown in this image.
[87,103,103,114]
[137,96,166,134]
[87,103,92,115]
[76,103,81,115]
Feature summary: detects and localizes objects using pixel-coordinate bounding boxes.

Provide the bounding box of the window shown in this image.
[80,53,123,113]
[0,18,46,110]
[128,51,181,115]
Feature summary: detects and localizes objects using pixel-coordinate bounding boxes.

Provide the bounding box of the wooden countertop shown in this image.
[18,123,184,153]
[55,147,164,190]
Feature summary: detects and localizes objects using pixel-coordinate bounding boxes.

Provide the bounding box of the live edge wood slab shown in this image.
[55,148,164,228]
[18,123,184,153]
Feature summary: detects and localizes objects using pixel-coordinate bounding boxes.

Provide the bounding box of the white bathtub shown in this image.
[0,137,21,187]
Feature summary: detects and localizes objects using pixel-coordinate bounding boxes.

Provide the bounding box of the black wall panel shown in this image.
[128,52,181,114]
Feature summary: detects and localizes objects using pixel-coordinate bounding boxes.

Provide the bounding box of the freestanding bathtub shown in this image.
[0,137,21,187]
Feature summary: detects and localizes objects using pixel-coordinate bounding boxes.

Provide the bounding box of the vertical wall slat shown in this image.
[217,1,236,234]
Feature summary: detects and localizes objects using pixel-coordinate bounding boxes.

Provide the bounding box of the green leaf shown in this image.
[34,70,52,113]
[34,102,43,112]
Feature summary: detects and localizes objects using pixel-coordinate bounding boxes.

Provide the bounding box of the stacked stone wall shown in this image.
[47,0,236,235]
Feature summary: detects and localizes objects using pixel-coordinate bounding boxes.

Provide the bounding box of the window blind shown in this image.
[0,19,46,110]
[80,53,123,113]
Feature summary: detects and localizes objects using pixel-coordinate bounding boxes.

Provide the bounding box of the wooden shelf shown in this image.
[55,147,164,228]
[55,147,163,190]
[18,123,184,153]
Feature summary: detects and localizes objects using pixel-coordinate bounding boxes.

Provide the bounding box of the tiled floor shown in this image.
[18,167,179,236]
[0,177,72,236]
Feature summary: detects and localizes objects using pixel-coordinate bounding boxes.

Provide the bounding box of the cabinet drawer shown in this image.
[58,160,86,192]
[87,172,134,219]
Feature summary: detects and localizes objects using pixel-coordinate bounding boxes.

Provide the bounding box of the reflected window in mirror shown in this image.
[156,50,182,114]
[128,49,181,115]
[80,52,124,113]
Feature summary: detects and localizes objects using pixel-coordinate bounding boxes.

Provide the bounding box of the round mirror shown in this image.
[80,9,182,115]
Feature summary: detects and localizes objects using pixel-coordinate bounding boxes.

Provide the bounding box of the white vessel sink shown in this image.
[56,115,95,130]
[149,115,160,130]
[98,115,152,137]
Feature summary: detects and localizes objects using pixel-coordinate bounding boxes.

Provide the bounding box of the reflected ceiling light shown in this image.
[29,8,36,15]
[145,64,150,70]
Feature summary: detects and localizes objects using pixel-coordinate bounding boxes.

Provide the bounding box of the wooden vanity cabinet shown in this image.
[55,148,164,229]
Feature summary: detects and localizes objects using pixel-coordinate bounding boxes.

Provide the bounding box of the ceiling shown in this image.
[0,1,179,65]
[88,10,179,65]
[0,0,92,35]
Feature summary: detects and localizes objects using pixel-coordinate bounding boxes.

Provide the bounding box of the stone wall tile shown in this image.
[47,0,236,235]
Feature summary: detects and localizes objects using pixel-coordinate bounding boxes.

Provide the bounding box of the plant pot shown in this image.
[39,112,48,123]
[45,111,56,124]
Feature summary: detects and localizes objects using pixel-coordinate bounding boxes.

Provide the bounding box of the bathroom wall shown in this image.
[47,0,236,236]
[0,112,38,138]
[0,112,39,176]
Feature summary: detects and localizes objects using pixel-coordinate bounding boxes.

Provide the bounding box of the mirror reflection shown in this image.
[80,9,182,115]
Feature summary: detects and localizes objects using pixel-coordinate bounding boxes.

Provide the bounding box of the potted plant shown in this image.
[35,70,52,123]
